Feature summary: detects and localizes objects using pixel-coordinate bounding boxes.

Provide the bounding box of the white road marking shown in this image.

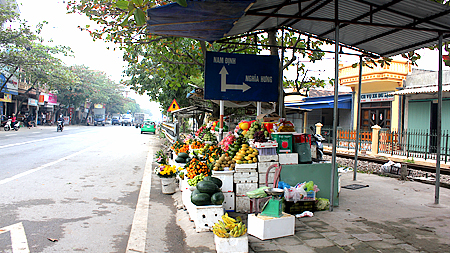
[0,142,104,185]
[0,131,91,149]
[126,147,153,253]
[0,222,30,253]
[32,132,40,134]
[5,134,17,137]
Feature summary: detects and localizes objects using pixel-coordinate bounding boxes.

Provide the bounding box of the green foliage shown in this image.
[403,158,415,164]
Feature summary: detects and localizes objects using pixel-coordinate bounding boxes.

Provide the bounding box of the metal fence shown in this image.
[321,127,450,163]
[321,127,372,152]
[378,129,450,163]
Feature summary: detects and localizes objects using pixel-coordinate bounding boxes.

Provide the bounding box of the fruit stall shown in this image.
[155,116,338,252]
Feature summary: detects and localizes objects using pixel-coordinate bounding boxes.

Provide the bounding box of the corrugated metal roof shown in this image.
[147,0,450,57]
[390,85,450,95]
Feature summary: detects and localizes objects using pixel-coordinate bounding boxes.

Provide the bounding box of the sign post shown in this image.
[167,99,180,112]
[205,52,279,102]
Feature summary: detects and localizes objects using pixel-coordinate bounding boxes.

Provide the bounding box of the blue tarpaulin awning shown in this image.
[147,0,254,42]
[285,94,352,110]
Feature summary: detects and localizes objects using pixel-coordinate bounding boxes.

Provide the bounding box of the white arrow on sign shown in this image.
[0,222,30,253]
[219,66,251,92]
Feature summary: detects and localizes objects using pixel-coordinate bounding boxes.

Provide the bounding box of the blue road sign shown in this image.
[204,52,279,102]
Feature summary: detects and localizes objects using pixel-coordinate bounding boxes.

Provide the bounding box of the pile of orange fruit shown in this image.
[190,140,205,149]
[186,158,209,179]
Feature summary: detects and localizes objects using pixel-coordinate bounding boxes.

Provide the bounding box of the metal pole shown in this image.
[330,0,339,211]
[219,100,224,141]
[353,55,363,181]
[435,33,443,204]
[256,102,262,116]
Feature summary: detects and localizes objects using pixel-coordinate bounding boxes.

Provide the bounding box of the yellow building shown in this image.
[339,60,411,131]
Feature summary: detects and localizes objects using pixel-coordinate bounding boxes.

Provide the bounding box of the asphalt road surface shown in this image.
[0,124,183,253]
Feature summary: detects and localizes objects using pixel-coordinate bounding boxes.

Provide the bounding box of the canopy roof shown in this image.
[285,94,352,109]
[147,0,450,57]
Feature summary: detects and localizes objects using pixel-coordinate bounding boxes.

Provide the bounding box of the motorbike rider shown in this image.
[57,114,65,128]
[11,113,16,127]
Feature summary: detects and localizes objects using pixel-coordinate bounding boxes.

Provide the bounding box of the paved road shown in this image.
[0,125,160,252]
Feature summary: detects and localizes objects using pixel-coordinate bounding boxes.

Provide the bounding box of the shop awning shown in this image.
[285,94,352,110]
[390,85,450,95]
[147,0,450,57]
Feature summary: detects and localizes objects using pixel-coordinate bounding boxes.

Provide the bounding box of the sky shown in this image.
[16,0,162,121]
[14,0,449,119]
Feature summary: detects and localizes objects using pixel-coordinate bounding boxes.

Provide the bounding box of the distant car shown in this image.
[121,115,133,126]
[112,116,120,125]
[105,118,112,125]
[141,120,156,134]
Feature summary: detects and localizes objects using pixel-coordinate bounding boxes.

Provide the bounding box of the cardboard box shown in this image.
[247,213,295,240]
[214,234,249,253]
[235,183,258,197]
[279,153,298,165]
[212,170,234,192]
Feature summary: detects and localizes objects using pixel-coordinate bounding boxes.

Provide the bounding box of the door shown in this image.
[407,101,431,153]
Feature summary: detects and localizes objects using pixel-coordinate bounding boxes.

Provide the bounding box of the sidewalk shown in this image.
[174,171,450,252]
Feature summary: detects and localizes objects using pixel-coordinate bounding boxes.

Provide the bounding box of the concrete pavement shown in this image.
[171,170,450,252]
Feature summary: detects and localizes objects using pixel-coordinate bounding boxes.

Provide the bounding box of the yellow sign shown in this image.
[167,99,180,112]
[0,94,12,102]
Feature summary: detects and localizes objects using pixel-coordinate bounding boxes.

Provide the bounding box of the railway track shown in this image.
[323,150,450,176]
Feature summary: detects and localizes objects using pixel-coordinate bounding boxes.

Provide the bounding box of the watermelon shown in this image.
[178,152,189,159]
[175,156,186,163]
[196,180,219,194]
[211,192,225,205]
[204,176,223,188]
[191,192,211,206]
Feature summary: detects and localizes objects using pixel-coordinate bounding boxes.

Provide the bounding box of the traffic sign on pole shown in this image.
[204,52,279,102]
[167,99,180,112]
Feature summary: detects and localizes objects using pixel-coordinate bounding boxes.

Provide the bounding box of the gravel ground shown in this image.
[323,154,450,186]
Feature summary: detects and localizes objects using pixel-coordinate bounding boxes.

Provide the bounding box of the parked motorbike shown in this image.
[310,126,325,161]
[57,121,64,132]
[4,119,20,131]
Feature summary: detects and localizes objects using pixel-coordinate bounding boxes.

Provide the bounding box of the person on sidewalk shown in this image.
[27,114,33,128]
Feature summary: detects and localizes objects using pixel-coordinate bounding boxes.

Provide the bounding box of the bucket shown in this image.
[161,177,176,194]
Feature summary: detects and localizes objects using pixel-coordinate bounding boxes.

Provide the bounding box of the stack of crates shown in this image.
[234,163,258,213]
[212,170,235,211]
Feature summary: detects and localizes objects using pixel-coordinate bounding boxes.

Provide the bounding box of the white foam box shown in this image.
[222,192,235,211]
[259,171,276,186]
[212,170,234,192]
[247,213,295,240]
[192,205,225,233]
[258,162,279,173]
[234,171,258,184]
[235,182,258,197]
[214,234,249,253]
[258,155,279,162]
[180,177,190,192]
[235,196,251,213]
[235,163,258,170]
[278,153,298,165]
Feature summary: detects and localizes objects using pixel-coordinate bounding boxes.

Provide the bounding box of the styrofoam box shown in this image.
[235,163,257,170]
[236,183,258,197]
[278,153,298,165]
[222,192,235,211]
[212,171,234,192]
[258,162,279,173]
[258,155,279,162]
[193,205,225,233]
[254,141,278,148]
[236,196,251,213]
[259,172,276,186]
[247,213,295,240]
[180,177,190,192]
[234,171,258,183]
[214,234,249,253]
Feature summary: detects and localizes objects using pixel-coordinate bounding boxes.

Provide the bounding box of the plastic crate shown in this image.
[283,199,316,214]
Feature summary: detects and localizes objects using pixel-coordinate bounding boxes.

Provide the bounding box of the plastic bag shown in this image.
[284,186,306,203]
[278,181,291,189]
[246,186,270,198]
[315,198,330,211]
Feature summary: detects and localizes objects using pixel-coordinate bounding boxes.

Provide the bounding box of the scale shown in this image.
[260,188,284,218]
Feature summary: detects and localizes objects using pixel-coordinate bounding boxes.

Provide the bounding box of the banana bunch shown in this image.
[229,222,247,238]
[213,213,247,238]
[212,221,230,238]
